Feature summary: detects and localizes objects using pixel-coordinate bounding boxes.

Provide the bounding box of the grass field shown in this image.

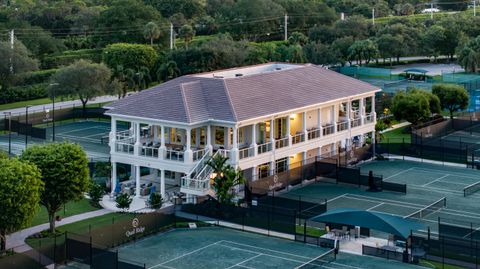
[381,125,412,143]
[29,198,98,227]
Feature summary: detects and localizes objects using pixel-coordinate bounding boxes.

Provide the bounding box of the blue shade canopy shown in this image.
[403,68,429,74]
[309,208,426,239]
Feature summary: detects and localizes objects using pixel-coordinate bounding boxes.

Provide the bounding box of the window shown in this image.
[215,126,225,145]
[257,163,270,179]
[276,157,288,173]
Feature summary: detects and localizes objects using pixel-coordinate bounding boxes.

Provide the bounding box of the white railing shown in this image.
[115,141,134,154]
[308,128,321,140]
[323,124,335,136]
[239,147,255,159]
[257,142,273,155]
[192,148,207,161]
[185,148,212,180]
[364,113,374,124]
[116,130,133,141]
[292,133,305,144]
[351,118,362,128]
[140,145,159,158]
[181,149,224,194]
[165,149,184,162]
[275,137,289,149]
[337,121,349,132]
[180,177,210,193]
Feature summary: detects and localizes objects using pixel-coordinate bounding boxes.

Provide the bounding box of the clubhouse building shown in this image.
[105,63,380,203]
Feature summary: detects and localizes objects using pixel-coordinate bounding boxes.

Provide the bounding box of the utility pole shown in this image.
[169,23,173,50]
[431,2,434,19]
[372,8,375,25]
[474,0,477,17]
[9,29,14,73]
[284,14,288,41]
[341,12,345,20]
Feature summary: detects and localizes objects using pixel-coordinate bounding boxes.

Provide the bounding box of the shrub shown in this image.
[148,193,163,209]
[88,182,104,207]
[18,69,58,86]
[0,83,48,104]
[115,193,132,211]
[41,49,103,69]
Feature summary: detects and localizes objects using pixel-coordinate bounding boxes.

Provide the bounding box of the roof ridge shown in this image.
[222,79,238,122]
[179,83,192,123]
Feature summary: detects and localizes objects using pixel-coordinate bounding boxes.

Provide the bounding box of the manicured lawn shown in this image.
[295,225,326,237]
[29,198,98,227]
[0,97,53,111]
[380,125,411,144]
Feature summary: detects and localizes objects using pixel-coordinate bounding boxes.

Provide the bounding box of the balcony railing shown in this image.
[140,145,159,158]
[257,142,273,155]
[292,133,305,144]
[337,121,349,132]
[115,141,134,154]
[364,113,374,124]
[351,118,362,128]
[323,124,335,136]
[308,128,321,140]
[239,147,255,160]
[115,130,133,141]
[180,177,210,193]
[275,137,289,149]
[165,149,184,162]
[192,148,207,162]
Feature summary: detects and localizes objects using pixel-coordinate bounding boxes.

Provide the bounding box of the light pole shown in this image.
[3,112,11,156]
[49,83,59,141]
[25,105,30,149]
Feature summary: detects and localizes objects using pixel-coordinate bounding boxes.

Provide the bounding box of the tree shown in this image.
[103,43,158,71]
[288,32,308,46]
[206,154,245,204]
[0,158,43,252]
[331,36,355,66]
[21,143,90,233]
[376,34,404,65]
[303,42,336,65]
[422,25,447,62]
[115,193,133,211]
[144,22,161,46]
[88,182,104,207]
[391,90,434,125]
[348,39,379,65]
[179,24,195,49]
[156,60,181,82]
[0,40,38,88]
[432,84,469,119]
[49,60,112,115]
[437,0,469,11]
[148,193,163,209]
[457,36,480,73]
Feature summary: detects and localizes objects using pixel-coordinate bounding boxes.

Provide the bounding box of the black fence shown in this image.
[362,244,410,263]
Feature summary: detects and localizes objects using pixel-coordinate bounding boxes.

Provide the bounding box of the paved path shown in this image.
[380,121,411,133]
[6,208,111,253]
[0,95,119,115]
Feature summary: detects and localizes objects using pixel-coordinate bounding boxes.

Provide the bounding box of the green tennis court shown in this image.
[280,160,480,236]
[110,227,424,269]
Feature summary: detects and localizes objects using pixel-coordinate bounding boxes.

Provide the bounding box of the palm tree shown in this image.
[143,22,161,46]
[179,24,195,49]
[206,154,245,204]
[156,61,181,82]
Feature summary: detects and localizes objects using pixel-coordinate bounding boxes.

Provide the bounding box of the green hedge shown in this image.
[0,83,49,104]
[19,69,58,85]
[41,49,103,69]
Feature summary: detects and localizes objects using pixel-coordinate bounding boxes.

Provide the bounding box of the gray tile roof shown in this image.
[105,64,379,124]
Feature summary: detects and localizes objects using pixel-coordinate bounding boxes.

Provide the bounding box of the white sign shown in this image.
[268,174,283,190]
[125,218,145,237]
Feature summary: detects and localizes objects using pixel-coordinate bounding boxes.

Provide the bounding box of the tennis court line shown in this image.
[411,167,480,180]
[148,241,221,269]
[57,126,102,135]
[219,240,313,260]
[217,242,309,264]
[327,194,347,203]
[421,175,450,187]
[226,254,262,269]
[383,168,414,181]
[407,184,464,195]
[366,203,384,211]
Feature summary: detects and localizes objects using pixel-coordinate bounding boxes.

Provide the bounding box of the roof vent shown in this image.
[213,75,224,79]
[275,67,282,71]
[235,73,243,77]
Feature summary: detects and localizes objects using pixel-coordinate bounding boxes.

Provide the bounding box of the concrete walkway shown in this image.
[380,121,411,133]
[0,95,119,115]
[6,208,111,253]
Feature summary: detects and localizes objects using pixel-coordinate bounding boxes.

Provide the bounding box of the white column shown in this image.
[160,169,165,198]
[371,96,377,122]
[231,126,239,164]
[134,122,141,155]
[372,130,376,156]
[302,151,307,165]
[251,124,257,156]
[135,165,141,197]
[270,119,275,148]
[270,159,275,176]
[332,104,337,133]
[195,128,200,147]
[347,101,352,131]
[185,128,193,162]
[153,126,158,143]
[206,125,213,153]
[302,111,307,141]
[111,161,117,195]
[317,108,322,137]
[286,116,292,145]
[159,125,166,159]
[110,118,117,150]
[360,98,365,125]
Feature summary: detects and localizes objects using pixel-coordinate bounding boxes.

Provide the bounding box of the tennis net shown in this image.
[295,248,336,268]
[405,197,446,219]
[464,181,480,197]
